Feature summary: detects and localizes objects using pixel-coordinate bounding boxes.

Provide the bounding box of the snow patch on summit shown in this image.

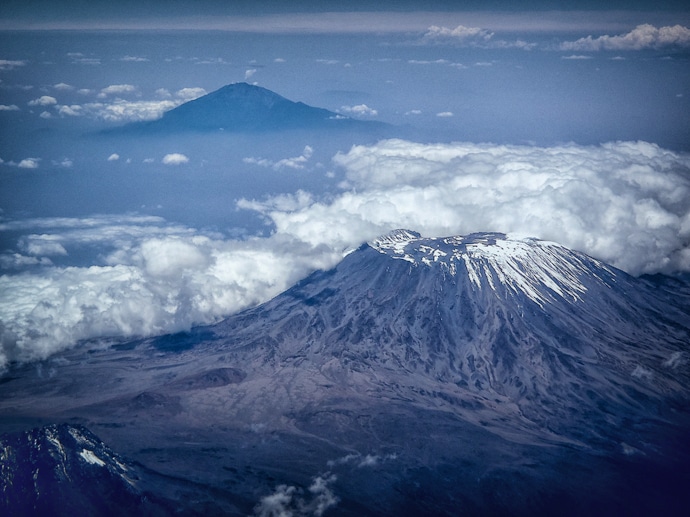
[371,230,617,307]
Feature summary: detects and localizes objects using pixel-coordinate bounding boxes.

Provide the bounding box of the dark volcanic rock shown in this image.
[0,424,169,516]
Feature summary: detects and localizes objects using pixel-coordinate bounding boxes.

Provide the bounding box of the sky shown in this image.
[1,1,690,368]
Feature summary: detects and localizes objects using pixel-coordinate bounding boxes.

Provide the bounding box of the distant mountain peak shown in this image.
[118,82,390,134]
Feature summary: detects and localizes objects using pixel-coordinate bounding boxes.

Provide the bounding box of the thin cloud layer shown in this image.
[420,25,536,49]
[243,146,315,171]
[560,24,690,51]
[339,104,378,117]
[52,87,206,122]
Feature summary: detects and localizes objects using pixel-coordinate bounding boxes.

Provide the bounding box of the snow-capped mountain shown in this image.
[119,82,389,133]
[1,230,689,515]
[211,230,689,443]
[0,424,170,516]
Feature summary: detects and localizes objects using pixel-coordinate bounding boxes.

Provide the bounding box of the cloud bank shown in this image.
[560,24,690,51]
[1,140,689,370]
[243,139,690,276]
[52,87,207,123]
[0,215,341,369]
[420,25,536,49]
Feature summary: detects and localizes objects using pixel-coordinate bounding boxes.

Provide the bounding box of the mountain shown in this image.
[118,82,390,134]
[0,424,170,516]
[1,231,689,515]
[212,230,690,443]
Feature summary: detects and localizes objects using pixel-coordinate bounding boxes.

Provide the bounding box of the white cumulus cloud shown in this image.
[560,24,690,51]
[175,87,207,100]
[0,104,20,111]
[162,153,189,165]
[98,84,138,98]
[107,153,120,161]
[28,96,57,107]
[253,474,338,517]
[17,158,40,169]
[339,104,378,117]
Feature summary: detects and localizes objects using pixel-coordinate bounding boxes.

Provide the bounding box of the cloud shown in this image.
[561,55,594,60]
[326,452,397,469]
[54,87,205,122]
[253,474,338,517]
[560,24,690,51]
[57,105,83,117]
[0,104,20,111]
[436,111,453,117]
[98,84,138,98]
[54,158,73,168]
[67,53,100,65]
[0,59,27,70]
[119,55,149,62]
[0,214,340,378]
[423,25,494,44]
[162,153,189,165]
[77,99,180,122]
[17,158,40,169]
[244,146,314,171]
[39,111,52,119]
[339,104,378,117]
[245,68,257,80]
[53,83,74,91]
[28,95,57,107]
[19,235,68,257]
[175,87,206,100]
[107,153,120,161]
[420,25,536,50]
[243,139,690,277]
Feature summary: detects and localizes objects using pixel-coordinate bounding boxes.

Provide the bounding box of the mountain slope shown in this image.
[0,424,170,516]
[211,230,690,444]
[120,82,389,134]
